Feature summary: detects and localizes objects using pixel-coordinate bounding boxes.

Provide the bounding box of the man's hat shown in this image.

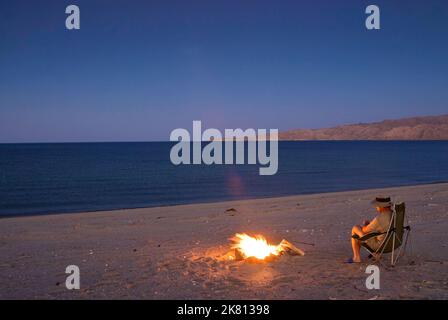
[371,196,393,207]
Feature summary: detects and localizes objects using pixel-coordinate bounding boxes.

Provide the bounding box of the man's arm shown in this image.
[363,217,379,234]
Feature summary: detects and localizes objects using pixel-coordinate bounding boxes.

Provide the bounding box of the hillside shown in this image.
[279,114,448,140]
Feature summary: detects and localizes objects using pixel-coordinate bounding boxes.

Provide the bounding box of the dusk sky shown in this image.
[0,0,447,142]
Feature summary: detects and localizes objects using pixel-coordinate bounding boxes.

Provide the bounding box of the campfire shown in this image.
[228,233,305,262]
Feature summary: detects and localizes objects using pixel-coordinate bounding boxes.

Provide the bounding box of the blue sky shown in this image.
[0,0,447,142]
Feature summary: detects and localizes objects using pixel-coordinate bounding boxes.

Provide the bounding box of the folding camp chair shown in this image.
[352,202,411,266]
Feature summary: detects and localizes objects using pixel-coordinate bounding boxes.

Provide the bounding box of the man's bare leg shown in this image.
[351,225,363,263]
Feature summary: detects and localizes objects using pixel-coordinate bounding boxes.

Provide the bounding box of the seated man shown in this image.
[348,196,393,263]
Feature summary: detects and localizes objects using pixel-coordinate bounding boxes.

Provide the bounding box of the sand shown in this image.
[1,183,448,300]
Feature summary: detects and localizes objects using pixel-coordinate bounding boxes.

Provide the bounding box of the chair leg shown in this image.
[391,235,396,266]
[392,229,410,266]
[362,247,387,268]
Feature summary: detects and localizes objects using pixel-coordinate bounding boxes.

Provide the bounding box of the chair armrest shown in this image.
[352,232,382,242]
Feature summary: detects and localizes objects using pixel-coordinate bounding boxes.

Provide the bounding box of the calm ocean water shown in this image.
[1,141,448,217]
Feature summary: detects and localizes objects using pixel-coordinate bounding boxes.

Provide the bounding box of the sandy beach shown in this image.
[1,183,447,300]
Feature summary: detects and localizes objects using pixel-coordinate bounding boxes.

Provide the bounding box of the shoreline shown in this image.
[2,181,448,219]
[1,182,447,299]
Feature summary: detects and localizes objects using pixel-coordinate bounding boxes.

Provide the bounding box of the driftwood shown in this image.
[279,239,305,256]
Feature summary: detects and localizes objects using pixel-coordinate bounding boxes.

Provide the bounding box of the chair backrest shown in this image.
[379,202,406,253]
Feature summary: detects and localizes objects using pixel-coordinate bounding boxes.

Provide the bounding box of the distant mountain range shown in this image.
[279,114,448,140]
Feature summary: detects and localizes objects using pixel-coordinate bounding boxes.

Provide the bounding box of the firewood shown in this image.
[279,239,305,256]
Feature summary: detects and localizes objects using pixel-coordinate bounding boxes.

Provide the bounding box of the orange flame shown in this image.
[230,233,283,260]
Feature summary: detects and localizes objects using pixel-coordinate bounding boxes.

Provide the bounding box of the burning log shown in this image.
[279,239,305,256]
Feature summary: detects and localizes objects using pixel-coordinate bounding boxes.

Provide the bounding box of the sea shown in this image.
[1,141,448,216]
